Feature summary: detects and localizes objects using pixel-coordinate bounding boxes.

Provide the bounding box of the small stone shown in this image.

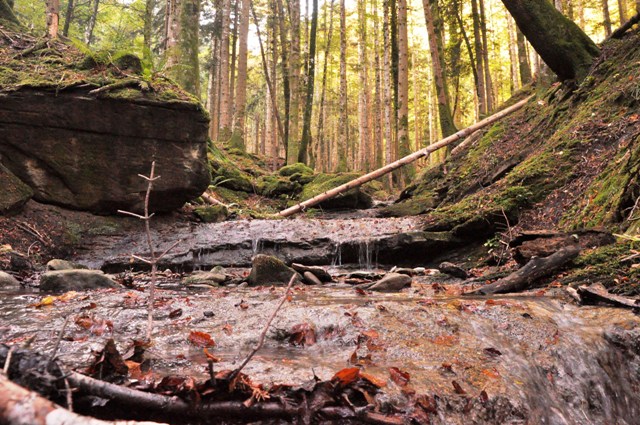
[393,268,416,276]
[348,271,382,280]
[303,271,322,285]
[291,263,332,282]
[368,273,412,292]
[183,271,228,287]
[46,259,88,271]
[438,262,468,279]
[40,270,117,292]
[203,311,215,317]
[0,271,20,287]
[413,267,426,275]
[247,254,301,286]
[211,265,227,274]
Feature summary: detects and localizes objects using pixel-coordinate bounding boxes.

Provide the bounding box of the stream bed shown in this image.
[2,276,639,424]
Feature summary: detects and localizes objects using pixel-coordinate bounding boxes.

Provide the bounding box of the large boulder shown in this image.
[299,173,374,210]
[0,35,210,214]
[39,270,117,292]
[0,163,32,214]
[0,270,19,287]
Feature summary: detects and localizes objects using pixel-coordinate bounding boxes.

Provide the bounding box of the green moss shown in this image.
[258,175,301,198]
[194,205,229,223]
[279,162,314,177]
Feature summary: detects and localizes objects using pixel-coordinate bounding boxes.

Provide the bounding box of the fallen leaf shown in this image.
[360,371,386,388]
[169,308,183,319]
[188,330,215,347]
[333,367,360,386]
[203,347,221,362]
[222,323,233,335]
[481,368,500,379]
[452,380,466,394]
[389,367,410,387]
[289,323,316,346]
[483,347,502,357]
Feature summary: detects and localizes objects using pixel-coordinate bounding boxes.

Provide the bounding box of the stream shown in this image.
[2,214,640,424]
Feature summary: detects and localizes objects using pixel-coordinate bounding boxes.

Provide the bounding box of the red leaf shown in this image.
[188,331,215,347]
[222,323,233,336]
[169,308,183,319]
[452,380,466,394]
[389,367,410,387]
[360,372,386,388]
[203,347,221,362]
[332,367,360,386]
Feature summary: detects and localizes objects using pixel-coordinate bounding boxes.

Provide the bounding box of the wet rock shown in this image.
[258,175,302,197]
[46,259,88,271]
[390,266,416,276]
[194,205,229,223]
[368,273,412,292]
[0,163,32,214]
[183,271,228,287]
[291,263,332,282]
[413,267,426,275]
[247,254,301,286]
[40,270,117,292]
[0,271,19,287]
[348,271,383,280]
[302,271,322,285]
[9,251,32,272]
[438,262,468,279]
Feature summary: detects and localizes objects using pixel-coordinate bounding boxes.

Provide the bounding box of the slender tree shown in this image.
[317,0,336,171]
[288,0,301,163]
[62,0,74,37]
[357,0,370,171]
[231,0,251,149]
[396,0,411,181]
[46,0,60,37]
[218,0,232,137]
[602,0,612,37]
[337,0,348,171]
[298,0,318,163]
[85,0,99,44]
[516,27,531,86]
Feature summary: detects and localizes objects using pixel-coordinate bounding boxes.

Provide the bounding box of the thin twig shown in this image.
[117,210,151,220]
[229,275,297,382]
[63,377,74,411]
[50,315,71,361]
[2,346,15,375]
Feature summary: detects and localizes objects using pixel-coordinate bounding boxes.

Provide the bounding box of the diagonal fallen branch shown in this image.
[278,95,534,217]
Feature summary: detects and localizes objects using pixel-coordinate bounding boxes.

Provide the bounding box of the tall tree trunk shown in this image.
[357,0,370,171]
[232,0,251,149]
[471,0,486,115]
[229,0,240,121]
[423,0,457,138]
[456,9,479,119]
[287,0,301,164]
[275,0,290,156]
[165,0,200,96]
[383,0,394,187]
[516,27,532,86]
[396,0,411,182]
[317,0,336,172]
[46,0,60,37]
[62,0,74,37]
[501,0,599,82]
[298,0,318,163]
[337,0,348,171]
[207,7,222,140]
[618,0,627,22]
[507,12,519,93]
[602,0,612,37]
[373,0,383,169]
[479,0,493,111]
[218,0,232,138]
[84,0,99,44]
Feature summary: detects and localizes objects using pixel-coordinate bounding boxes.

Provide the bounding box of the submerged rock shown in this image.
[46,259,88,271]
[183,271,228,287]
[368,273,412,292]
[438,262,468,279]
[291,263,332,282]
[302,271,322,285]
[0,271,19,287]
[247,254,301,286]
[40,270,117,292]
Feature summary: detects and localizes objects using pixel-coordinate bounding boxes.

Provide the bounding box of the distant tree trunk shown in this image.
[218,0,232,138]
[479,0,493,111]
[62,0,74,37]
[471,0,486,115]
[142,0,154,63]
[516,27,531,86]
[0,0,19,25]
[357,0,370,171]
[391,0,399,145]
[423,0,457,138]
[617,0,627,22]
[373,0,383,169]
[501,0,599,82]
[46,0,60,37]
[337,0,348,171]
[602,0,612,36]
[207,7,222,140]
[317,0,335,172]
[165,0,200,96]
[456,9,479,119]
[298,0,318,163]
[275,0,290,156]
[396,0,411,182]
[232,0,250,148]
[84,0,99,44]
[229,0,240,120]
[383,0,394,187]
[287,0,301,164]
[507,13,519,93]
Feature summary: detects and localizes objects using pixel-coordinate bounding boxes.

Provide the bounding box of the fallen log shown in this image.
[278,95,534,217]
[610,11,640,39]
[0,375,164,425]
[576,283,640,309]
[469,246,581,295]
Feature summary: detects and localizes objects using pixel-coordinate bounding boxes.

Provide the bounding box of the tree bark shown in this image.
[516,27,531,85]
[46,0,60,37]
[396,0,411,182]
[501,0,599,82]
[142,0,154,63]
[471,0,486,115]
[62,0,74,37]
[297,0,318,163]
[337,0,348,171]
[0,0,19,26]
[275,0,290,155]
[479,0,493,111]
[383,0,394,186]
[84,0,99,44]
[316,0,336,172]
[287,0,301,164]
[357,0,370,171]
[232,0,250,148]
[218,0,232,137]
[618,0,627,22]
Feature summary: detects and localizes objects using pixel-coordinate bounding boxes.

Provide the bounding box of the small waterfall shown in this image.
[357,239,375,270]
[331,243,343,267]
[252,238,263,255]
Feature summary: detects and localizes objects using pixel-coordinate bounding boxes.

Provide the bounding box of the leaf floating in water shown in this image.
[479,390,489,403]
[432,335,458,346]
[288,322,317,346]
[203,347,221,362]
[188,330,216,347]
[481,368,500,379]
[169,308,183,319]
[389,367,410,387]
[360,371,386,388]
[483,347,502,357]
[222,323,233,335]
[452,380,466,394]
[355,287,367,296]
[332,367,360,386]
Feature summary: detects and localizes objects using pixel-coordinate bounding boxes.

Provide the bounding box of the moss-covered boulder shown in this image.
[0,163,32,214]
[278,163,314,177]
[299,173,374,210]
[247,254,301,285]
[0,30,210,214]
[258,175,302,198]
[40,270,117,292]
[194,205,229,223]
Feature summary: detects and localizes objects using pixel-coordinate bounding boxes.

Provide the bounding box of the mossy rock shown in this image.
[194,205,229,223]
[299,173,374,210]
[278,163,314,177]
[247,254,301,286]
[258,175,302,198]
[210,162,255,193]
[288,172,315,184]
[0,163,32,214]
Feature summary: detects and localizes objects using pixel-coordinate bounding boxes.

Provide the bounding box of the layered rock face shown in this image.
[0,89,210,213]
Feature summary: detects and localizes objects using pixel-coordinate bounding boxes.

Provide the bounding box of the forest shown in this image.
[1,0,640,424]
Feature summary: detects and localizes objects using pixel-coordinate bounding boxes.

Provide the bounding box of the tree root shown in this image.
[88,79,149,96]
